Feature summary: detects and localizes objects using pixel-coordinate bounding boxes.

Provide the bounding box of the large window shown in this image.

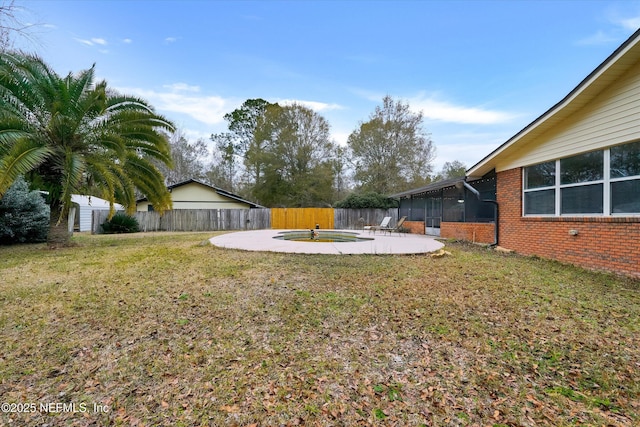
[523,141,640,216]
[560,151,603,214]
[524,161,555,215]
[611,141,640,213]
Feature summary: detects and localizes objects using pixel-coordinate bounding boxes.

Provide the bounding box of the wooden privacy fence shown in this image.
[270,208,396,230]
[271,208,334,229]
[92,208,271,233]
[333,208,397,230]
[92,208,398,233]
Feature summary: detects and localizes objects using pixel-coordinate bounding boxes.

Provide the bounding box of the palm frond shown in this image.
[0,139,51,196]
[108,165,138,215]
[99,107,174,167]
[1,53,52,117]
[0,120,31,148]
[124,137,173,167]
[67,65,96,104]
[83,154,123,217]
[58,150,86,220]
[123,154,172,213]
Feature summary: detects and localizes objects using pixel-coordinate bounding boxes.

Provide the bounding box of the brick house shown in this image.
[465,28,640,278]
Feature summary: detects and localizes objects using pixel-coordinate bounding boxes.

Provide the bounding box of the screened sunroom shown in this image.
[390,173,497,240]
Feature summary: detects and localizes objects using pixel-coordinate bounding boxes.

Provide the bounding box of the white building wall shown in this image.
[137,182,251,211]
[79,208,116,232]
[70,195,123,232]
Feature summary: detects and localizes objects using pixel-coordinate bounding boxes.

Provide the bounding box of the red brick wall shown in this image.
[403,221,424,234]
[441,222,495,244]
[497,168,640,278]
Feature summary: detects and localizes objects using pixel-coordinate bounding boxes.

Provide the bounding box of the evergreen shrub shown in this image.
[335,192,398,209]
[101,213,140,234]
[0,177,50,244]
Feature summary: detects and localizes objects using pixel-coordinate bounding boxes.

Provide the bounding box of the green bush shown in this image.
[335,191,398,209]
[0,177,50,244]
[101,213,140,234]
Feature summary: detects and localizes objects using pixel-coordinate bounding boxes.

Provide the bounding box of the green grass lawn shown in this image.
[1,232,638,426]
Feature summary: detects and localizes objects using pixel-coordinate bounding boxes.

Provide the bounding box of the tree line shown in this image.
[168,97,466,208]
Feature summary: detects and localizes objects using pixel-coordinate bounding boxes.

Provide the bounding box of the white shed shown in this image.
[71,195,123,232]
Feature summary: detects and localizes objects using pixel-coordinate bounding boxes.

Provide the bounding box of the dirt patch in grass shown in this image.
[1,232,638,426]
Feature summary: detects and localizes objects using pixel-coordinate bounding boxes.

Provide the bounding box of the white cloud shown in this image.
[75,38,93,46]
[607,4,640,31]
[116,85,233,126]
[278,99,344,112]
[349,89,515,125]
[331,130,351,146]
[577,8,640,46]
[163,82,201,93]
[165,37,177,44]
[428,136,506,174]
[349,87,385,102]
[181,127,214,143]
[409,94,516,125]
[618,15,640,31]
[576,30,620,46]
[75,37,108,47]
[152,93,229,125]
[122,38,133,44]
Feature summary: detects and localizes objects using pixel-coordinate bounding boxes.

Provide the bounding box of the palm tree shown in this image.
[0,51,174,245]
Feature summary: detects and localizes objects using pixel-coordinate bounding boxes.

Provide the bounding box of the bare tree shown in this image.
[154,129,209,185]
[207,137,238,191]
[0,1,36,51]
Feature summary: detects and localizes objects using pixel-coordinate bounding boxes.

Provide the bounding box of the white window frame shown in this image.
[522,160,556,216]
[523,146,640,217]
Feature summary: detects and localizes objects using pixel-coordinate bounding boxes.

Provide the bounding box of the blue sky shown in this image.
[12,0,640,173]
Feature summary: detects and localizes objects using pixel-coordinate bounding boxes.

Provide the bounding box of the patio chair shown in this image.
[381,216,407,235]
[365,216,392,234]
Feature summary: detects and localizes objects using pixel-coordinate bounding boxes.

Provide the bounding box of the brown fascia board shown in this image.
[467,27,640,179]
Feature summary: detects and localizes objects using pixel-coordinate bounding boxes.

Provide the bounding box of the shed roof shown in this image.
[71,194,124,210]
[467,28,640,178]
[137,179,265,208]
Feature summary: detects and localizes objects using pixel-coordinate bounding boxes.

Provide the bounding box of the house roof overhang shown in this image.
[467,28,640,179]
[389,177,465,199]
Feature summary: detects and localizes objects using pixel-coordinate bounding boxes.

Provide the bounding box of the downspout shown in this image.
[462,181,499,247]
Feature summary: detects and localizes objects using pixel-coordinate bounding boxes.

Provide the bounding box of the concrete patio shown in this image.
[209,229,444,255]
